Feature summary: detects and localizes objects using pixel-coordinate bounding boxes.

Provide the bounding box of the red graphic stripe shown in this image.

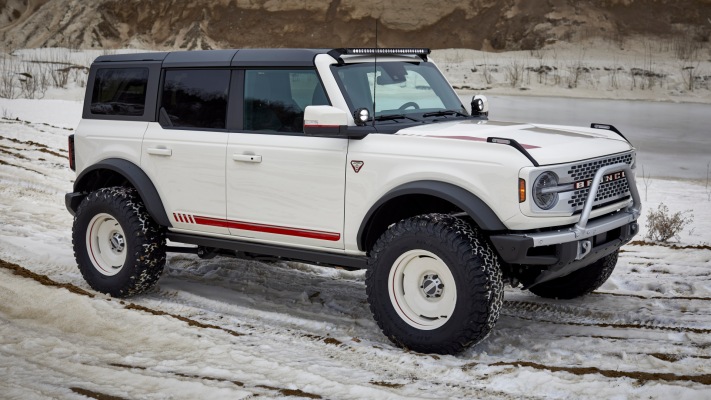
[192,216,341,241]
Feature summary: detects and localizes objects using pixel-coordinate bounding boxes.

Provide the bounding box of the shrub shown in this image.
[644,203,694,242]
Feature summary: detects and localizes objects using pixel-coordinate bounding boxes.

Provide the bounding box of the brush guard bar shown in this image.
[490,163,641,287]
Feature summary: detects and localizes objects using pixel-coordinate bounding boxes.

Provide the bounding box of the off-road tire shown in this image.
[73,186,166,297]
[366,213,504,355]
[528,250,619,299]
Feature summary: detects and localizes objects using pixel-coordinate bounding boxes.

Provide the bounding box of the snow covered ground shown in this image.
[1,48,711,399]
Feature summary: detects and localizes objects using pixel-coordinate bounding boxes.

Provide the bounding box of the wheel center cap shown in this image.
[110,232,125,253]
[420,274,444,298]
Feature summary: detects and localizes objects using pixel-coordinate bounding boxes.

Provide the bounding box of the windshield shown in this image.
[331,61,467,121]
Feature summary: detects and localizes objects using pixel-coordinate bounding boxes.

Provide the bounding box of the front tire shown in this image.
[73,187,166,297]
[366,214,503,354]
[528,250,619,299]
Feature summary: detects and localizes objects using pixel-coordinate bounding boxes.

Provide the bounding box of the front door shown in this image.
[225,69,347,248]
[226,134,347,248]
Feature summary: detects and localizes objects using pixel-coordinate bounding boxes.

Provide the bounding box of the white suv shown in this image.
[66,48,640,354]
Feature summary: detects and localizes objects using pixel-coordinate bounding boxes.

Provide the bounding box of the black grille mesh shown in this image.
[566,153,633,210]
[567,153,634,182]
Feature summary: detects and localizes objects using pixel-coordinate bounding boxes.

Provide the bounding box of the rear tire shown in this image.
[73,187,166,297]
[366,214,503,354]
[528,250,619,299]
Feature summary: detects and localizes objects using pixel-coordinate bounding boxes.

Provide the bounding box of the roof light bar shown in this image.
[328,48,430,63]
[340,48,430,55]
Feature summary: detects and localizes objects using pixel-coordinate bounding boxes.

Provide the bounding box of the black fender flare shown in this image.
[357,180,506,251]
[70,158,172,227]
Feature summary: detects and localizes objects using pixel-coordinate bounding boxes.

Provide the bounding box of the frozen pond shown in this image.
[461,95,711,181]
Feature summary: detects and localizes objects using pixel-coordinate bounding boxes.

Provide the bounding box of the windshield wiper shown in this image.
[374,114,422,123]
[421,109,468,118]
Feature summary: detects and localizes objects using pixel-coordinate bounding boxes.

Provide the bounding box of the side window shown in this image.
[160,69,230,129]
[90,68,148,116]
[243,69,328,133]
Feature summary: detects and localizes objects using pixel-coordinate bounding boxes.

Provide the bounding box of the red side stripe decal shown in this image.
[192,216,341,241]
[175,213,192,224]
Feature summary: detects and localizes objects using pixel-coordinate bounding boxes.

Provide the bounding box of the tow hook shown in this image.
[575,240,592,260]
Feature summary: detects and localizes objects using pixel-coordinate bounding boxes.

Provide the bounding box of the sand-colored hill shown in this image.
[1,0,710,51]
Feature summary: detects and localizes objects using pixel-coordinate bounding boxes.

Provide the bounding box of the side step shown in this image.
[166,232,367,270]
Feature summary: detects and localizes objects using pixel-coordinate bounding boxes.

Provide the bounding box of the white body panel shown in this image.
[395,120,632,166]
[141,123,229,235]
[74,119,146,174]
[225,132,348,249]
[343,133,521,251]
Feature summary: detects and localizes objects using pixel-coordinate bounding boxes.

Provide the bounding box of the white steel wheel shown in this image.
[85,213,127,276]
[388,249,457,330]
[366,213,504,354]
[73,187,166,297]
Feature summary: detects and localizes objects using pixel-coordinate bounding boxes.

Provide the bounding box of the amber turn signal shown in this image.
[519,178,526,203]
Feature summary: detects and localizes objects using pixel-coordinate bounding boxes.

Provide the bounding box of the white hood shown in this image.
[395,119,634,165]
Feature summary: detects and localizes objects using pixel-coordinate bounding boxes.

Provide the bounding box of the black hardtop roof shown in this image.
[93,48,330,67]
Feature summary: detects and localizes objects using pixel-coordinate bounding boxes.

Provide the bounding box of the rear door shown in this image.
[141,68,230,234]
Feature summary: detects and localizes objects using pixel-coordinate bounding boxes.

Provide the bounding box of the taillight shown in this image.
[68,134,75,171]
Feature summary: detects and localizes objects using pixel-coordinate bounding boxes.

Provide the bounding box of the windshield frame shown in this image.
[330,61,469,124]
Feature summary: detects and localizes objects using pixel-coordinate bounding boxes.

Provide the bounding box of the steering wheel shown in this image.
[398,102,420,110]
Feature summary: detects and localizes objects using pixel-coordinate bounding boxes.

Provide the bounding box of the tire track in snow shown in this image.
[0,116,74,132]
[595,291,711,301]
[463,361,711,385]
[108,363,323,399]
[0,134,68,160]
[502,300,711,334]
[70,387,128,400]
[626,241,711,251]
[0,258,248,338]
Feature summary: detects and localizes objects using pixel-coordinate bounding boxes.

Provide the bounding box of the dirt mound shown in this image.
[1,0,710,51]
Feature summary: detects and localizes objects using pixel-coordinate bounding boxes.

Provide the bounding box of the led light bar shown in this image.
[328,48,431,64]
[339,48,430,55]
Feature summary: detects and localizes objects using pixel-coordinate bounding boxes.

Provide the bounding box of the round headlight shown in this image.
[533,171,559,210]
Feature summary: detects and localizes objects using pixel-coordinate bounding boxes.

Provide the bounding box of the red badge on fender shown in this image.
[350,160,364,173]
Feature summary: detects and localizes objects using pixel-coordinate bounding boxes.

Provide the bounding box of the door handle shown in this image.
[146,147,172,156]
[232,154,262,163]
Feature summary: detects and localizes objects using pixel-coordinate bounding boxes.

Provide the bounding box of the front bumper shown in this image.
[490,163,641,287]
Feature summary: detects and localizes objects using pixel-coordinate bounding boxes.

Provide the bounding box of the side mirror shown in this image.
[303,106,349,137]
[471,95,489,117]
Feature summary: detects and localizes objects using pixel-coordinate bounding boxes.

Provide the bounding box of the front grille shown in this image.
[567,153,634,182]
[568,179,631,209]
[565,152,634,211]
